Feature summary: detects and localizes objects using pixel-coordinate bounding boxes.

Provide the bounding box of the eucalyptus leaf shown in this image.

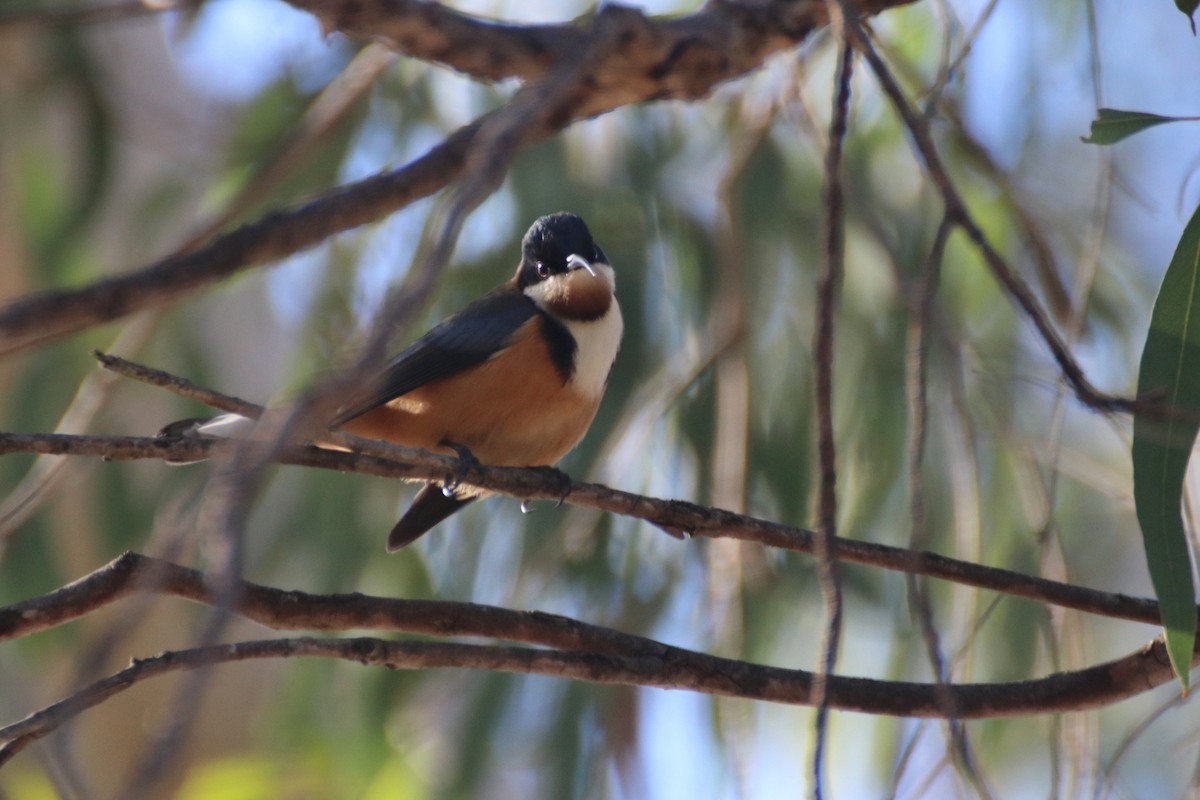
[1177,0,1198,34]
[1132,202,1200,689]
[1082,108,1196,145]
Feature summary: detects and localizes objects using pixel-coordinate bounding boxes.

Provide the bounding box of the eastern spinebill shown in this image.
[167,213,623,550]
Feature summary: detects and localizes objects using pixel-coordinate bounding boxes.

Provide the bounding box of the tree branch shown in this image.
[93,350,263,420]
[0,552,676,655]
[289,0,910,91]
[0,429,1168,629]
[0,0,920,355]
[0,121,479,355]
[840,20,1132,415]
[0,552,1191,765]
[809,17,854,797]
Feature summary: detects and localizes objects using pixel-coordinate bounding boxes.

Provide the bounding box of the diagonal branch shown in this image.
[841,18,1134,415]
[0,0,919,355]
[0,122,479,355]
[93,350,262,419]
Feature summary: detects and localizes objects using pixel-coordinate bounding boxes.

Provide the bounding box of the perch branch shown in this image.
[0,430,1168,630]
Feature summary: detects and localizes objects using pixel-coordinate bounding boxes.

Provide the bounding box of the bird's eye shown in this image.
[535,261,550,278]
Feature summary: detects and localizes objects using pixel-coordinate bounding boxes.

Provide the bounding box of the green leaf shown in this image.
[1178,0,1198,35]
[1082,109,1197,145]
[1133,202,1200,690]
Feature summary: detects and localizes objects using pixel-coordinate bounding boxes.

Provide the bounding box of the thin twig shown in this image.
[842,19,1133,416]
[809,11,853,797]
[174,43,397,255]
[1094,690,1190,800]
[941,0,1001,95]
[0,553,676,655]
[0,319,157,551]
[12,44,397,786]
[905,216,995,797]
[102,60,529,787]
[94,351,262,419]
[122,443,259,792]
[1046,3,1118,792]
[708,93,775,798]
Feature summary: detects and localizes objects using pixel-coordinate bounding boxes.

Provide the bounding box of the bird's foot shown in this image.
[441,441,481,497]
[533,465,573,508]
[520,466,571,513]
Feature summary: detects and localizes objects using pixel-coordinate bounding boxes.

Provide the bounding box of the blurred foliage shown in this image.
[2,0,1200,797]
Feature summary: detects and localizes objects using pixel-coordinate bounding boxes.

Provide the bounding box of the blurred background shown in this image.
[3,0,1200,797]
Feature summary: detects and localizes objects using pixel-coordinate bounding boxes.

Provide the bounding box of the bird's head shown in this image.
[516,212,615,322]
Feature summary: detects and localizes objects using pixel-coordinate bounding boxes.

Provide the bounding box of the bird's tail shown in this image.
[388,483,475,550]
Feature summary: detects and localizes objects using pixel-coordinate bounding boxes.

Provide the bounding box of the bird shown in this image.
[168,212,623,551]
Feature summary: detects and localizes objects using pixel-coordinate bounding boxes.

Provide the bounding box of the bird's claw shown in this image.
[538,466,573,508]
[519,468,570,513]
[441,441,480,496]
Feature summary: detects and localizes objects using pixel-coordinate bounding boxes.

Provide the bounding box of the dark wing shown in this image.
[332,290,536,426]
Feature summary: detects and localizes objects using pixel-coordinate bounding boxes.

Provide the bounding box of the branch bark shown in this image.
[289,0,900,92]
[0,551,1189,763]
[0,429,1167,629]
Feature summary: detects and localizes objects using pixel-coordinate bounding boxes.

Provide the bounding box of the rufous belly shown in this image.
[339,320,600,467]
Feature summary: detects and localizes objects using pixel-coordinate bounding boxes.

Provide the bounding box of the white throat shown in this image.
[526,263,622,399]
[561,297,623,399]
